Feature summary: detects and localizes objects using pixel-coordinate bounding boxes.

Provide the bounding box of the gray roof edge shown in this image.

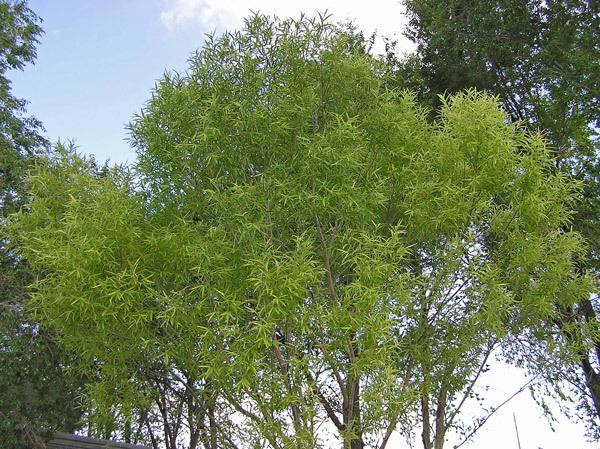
[49,432,152,449]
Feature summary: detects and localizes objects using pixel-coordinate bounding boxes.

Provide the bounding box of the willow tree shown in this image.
[13,13,590,449]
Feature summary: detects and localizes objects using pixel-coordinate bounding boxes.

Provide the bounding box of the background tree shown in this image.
[13,13,591,449]
[0,1,85,447]
[399,0,600,437]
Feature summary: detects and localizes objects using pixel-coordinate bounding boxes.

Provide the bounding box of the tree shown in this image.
[12,13,590,449]
[399,0,600,436]
[0,0,46,215]
[0,2,86,447]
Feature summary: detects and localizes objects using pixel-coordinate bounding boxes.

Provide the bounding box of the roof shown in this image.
[47,432,152,449]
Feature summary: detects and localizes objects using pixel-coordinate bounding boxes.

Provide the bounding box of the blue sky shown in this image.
[10,0,409,165]
[11,0,212,164]
[8,1,597,448]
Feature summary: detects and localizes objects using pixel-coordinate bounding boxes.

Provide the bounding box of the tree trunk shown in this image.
[349,377,363,449]
[421,394,432,449]
[433,384,447,449]
[557,301,600,418]
[208,399,218,449]
[579,348,600,417]
[342,368,364,449]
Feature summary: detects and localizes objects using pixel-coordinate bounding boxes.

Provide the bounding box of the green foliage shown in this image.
[0,320,86,448]
[0,2,86,448]
[400,0,600,436]
[12,13,591,449]
[400,0,599,251]
[0,0,47,217]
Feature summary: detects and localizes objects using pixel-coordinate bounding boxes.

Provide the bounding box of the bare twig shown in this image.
[453,376,539,449]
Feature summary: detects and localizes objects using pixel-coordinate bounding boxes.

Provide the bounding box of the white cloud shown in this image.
[159,0,241,32]
[159,0,415,55]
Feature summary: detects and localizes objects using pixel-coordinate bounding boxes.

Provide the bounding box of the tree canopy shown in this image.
[11,13,593,449]
[400,0,600,435]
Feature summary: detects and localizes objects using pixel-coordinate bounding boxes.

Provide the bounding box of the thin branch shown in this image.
[221,390,283,449]
[306,371,346,431]
[272,327,303,432]
[316,341,348,406]
[446,340,496,428]
[453,377,539,449]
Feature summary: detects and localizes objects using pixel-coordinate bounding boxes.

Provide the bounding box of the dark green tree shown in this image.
[399,0,600,437]
[0,0,46,214]
[0,1,84,447]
